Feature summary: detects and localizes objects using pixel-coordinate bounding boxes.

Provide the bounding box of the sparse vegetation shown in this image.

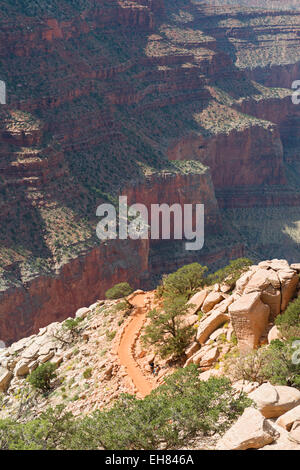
[105,283,134,300]
[276,296,300,339]
[28,363,57,393]
[230,340,300,389]
[207,258,253,287]
[61,317,85,342]
[83,368,93,380]
[142,297,194,359]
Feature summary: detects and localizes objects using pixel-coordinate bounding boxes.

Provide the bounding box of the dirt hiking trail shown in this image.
[117,293,155,398]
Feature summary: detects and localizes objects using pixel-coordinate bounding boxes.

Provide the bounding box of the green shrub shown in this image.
[105,330,116,341]
[207,258,253,287]
[62,317,84,341]
[230,340,300,388]
[142,297,195,359]
[0,405,76,450]
[159,263,208,300]
[28,363,57,393]
[0,367,251,450]
[63,317,84,333]
[276,296,300,339]
[73,366,251,450]
[113,300,132,312]
[83,368,93,380]
[105,282,133,300]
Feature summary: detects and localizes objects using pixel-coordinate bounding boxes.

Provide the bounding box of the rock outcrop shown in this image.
[182,259,299,358]
[216,407,279,450]
[229,293,270,352]
[236,260,299,317]
[196,310,230,346]
[276,405,300,431]
[249,383,300,418]
[218,379,300,450]
[229,260,299,350]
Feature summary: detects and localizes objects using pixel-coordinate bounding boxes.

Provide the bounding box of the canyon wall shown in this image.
[0,238,149,345]
[167,124,285,189]
[125,172,221,233]
[1,0,300,343]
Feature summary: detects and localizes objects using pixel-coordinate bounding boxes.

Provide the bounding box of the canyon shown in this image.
[0,0,300,343]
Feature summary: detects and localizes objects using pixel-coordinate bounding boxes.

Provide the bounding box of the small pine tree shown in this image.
[160,263,208,300]
[105,282,133,300]
[207,258,253,287]
[142,296,194,359]
[28,363,57,393]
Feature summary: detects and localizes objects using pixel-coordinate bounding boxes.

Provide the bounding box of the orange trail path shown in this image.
[117,294,154,398]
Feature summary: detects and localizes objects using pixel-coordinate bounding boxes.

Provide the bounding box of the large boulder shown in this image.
[261,289,281,321]
[229,292,270,352]
[181,313,199,329]
[184,345,219,368]
[186,290,208,315]
[15,359,30,377]
[199,346,219,368]
[291,263,300,272]
[244,268,280,293]
[8,336,33,356]
[235,267,257,295]
[260,420,300,450]
[277,269,299,311]
[38,341,56,356]
[75,307,90,319]
[185,345,211,366]
[0,367,13,392]
[196,310,229,345]
[258,259,290,271]
[248,383,300,418]
[209,327,226,341]
[216,407,279,450]
[276,405,300,431]
[234,260,298,319]
[260,261,298,312]
[39,351,55,364]
[202,292,224,314]
[21,343,40,360]
[243,268,281,320]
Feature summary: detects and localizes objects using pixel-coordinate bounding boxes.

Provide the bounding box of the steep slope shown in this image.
[0,259,299,451]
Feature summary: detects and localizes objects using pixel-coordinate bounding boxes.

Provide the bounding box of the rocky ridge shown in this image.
[0,258,300,450]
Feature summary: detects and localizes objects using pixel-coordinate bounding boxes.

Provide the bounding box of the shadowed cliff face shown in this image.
[0,239,150,346]
[0,0,300,343]
[167,124,285,189]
